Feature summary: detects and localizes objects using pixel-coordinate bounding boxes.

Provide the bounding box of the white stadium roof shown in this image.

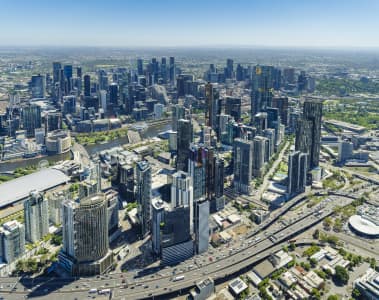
[349,215,379,237]
[0,168,70,208]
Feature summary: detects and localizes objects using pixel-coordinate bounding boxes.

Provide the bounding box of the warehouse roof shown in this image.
[0,168,70,208]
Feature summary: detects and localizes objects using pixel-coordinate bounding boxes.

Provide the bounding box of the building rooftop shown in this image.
[0,168,70,208]
[349,215,379,237]
[228,278,248,295]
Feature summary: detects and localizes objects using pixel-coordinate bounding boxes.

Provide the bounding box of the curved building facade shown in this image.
[60,193,113,276]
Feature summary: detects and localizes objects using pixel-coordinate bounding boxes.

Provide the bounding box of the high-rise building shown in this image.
[171,171,194,233]
[31,74,45,98]
[287,151,308,195]
[251,65,274,118]
[271,96,289,126]
[109,83,119,106]
[188,143,215,202]
[224,97,241,122]
[176,119,193,172]
[0,220,25,263]
[137,58,143,76]
[172,104,185,131]
[53,62,62,83]
[338,140,354,163]
[169,56,175,83]
[194,199,209,254]
[45,111,62,133]
[295,99,323,169]
[76,66,82,78]
[59,193,113,276]
[136,161,152,236]
[151,198,167,256]
[283,68,296,85]
[205,82,219,130]
[233,138,253,194]
[83,74,91,97]
[254,112,268,133]
[22,104,42,137]
[252,136,267,177]
[213,157,225,211]
[225,59,234,79]
[24,190,49,243]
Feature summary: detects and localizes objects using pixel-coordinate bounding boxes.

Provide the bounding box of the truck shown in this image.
[88,288,97,294]
[98,289,111,294]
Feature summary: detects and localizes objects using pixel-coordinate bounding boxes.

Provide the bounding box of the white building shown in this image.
[154,103,165,119]
[24,190,49,243]
[0,220,25,263]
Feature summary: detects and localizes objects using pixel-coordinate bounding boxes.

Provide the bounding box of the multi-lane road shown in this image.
[0,194,353,300]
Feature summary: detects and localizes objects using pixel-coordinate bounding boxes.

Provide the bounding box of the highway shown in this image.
[0,194,353,300]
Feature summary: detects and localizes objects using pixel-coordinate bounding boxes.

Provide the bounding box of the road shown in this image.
[0,194,354,300]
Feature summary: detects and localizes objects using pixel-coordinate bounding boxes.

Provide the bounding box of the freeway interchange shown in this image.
[0,192,354,300]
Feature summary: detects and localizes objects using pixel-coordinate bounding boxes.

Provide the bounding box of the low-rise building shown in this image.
[188,278,214,300]
[354,268,379,300]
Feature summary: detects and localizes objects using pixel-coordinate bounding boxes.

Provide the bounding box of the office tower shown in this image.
[22,104,41,137]
[137,58,143,76]
[225,59,234,79]
[271,96,289,126]
[169,56,175,83]
[188,143,215,202]
[62,95,76,114]
[24,190,49,243]
[338,140,354,163]
[252,136,267,177]
[263,128,275,158]
[297,71,308,92]
[104,189,119,237]
[272,67,282,90]
[63,65,73,93]
[118,163,134,201]
[53,62,62,83]
[160,205,193,265]
[251,65,274,117]
[60,193,113,276]
[0,221,25,263]
[176,119,193,172]
[194,199,209,254]
[154,103,164,119]
[205,82,216,128]
[98,70,108,91]
[236,64,244,81]
[171,171,194,233]
[109,83,118,105]
[213,157,225,211]
[254,112,268,133]
[233,138,253,194]
[99,90,107,114]
[295,99,323,169]
[224,97,241,121]
[45,111,62,133]
[172,104,185,131]
[151,198,167,256]
[283,68,296,85]
[31,74,45,98]
[136,161,152,236]
[287,151,308,195]
[76,66,82,78]
[83,74,91,97]
[266,107,280,129]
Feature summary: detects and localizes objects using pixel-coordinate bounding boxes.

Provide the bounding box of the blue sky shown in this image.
[0,0,378,48]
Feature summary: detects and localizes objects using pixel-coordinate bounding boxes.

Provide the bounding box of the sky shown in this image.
[0,0,378,48]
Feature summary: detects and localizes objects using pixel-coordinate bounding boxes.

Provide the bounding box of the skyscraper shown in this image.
[31,74,45,98]
[176,119,193,172]
[171,104,185,131]
[136,161,152,236]
[287,151,308,195]
[213,157,225,211]
[169,56,175,83]
[225,58,234,79]
[233,138,253,194]
[83,74,91,97]
[0,220,25,263]
[24,190,49,243]
[252,136,267,177]
[151,198,167,256]
[52,62,62,83]
[22,103,42,137]
[59,193,113,276]
[194,199,209,254]
[295,99,323,169]
[205,82,218,130]
[251,65,274,118]
[109,82,119,106]
[171,171,194,234]
[137,58,143,76]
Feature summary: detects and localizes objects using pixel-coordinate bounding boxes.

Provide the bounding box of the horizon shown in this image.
[1,0,379,48]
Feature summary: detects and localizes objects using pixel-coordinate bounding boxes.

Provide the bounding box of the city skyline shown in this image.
[0,0,379,48]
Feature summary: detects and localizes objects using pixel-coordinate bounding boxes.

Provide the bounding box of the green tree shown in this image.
[334,266,349,285]
[327,295,338,300]
[352,288,361,299]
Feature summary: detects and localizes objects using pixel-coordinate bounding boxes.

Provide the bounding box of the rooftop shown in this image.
[0,168,70,208]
